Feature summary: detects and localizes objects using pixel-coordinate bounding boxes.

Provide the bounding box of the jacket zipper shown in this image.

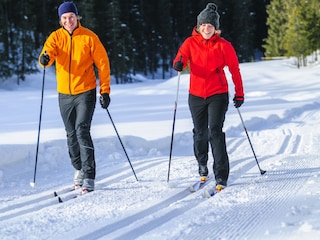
[68,34,73,95]
[204,40,209,99]
[216,67,224,86]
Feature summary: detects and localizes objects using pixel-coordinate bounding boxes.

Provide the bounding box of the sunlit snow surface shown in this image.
[0,59,320,239]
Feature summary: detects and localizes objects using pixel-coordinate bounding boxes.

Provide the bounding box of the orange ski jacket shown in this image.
[39,23,110,95]
[173,28,244,99]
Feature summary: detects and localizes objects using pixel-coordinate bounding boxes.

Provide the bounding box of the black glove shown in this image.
[100,93,110,109]
[233,96,244,108]
[40,53,50,66]
[173,61,183,72]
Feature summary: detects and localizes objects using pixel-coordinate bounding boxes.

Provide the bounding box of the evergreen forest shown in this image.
[0,0,319,84]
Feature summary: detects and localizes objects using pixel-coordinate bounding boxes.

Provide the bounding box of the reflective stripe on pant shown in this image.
[59,89,96,179]
[188,93,229,182]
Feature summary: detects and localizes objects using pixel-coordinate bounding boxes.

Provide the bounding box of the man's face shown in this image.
[60,12,78,33]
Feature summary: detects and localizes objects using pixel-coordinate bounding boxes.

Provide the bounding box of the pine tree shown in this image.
[121,0,148,76]
[0,0,13,81]
[252,0,270,60]
[229,0,255,62]
[307,0,320,61]
[0,0,38,84]
[284,0,319,67]
[77,0,96,30]
[284,6,307,67]
[263,0,289,57]
[154,0,172,79]
[16,0,39,84]
[0,0,285,82]
[102,0,131,84]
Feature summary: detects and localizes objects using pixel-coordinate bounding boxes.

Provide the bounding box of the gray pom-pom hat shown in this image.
[197,3,220,29]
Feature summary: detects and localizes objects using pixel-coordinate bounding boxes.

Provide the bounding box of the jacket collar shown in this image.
[62,22,81,35]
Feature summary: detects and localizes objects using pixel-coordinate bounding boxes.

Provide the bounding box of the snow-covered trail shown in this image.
[1,59,320,239]
[79,109,320,240]
[1,108,320,240]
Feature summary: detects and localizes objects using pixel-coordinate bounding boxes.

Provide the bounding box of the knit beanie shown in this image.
[197,3,220,29]
[58,2,78,18]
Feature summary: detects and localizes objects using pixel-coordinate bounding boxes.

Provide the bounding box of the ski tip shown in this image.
[58,197,63,203]
[204,190,212,198]
[203,188,216,198]
[189,186,196,193]
[54,191,58,197]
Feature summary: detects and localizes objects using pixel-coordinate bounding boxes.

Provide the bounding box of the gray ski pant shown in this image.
[59,88,96,180]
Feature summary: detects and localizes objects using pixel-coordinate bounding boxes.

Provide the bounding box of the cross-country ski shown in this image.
[189,175,212,192]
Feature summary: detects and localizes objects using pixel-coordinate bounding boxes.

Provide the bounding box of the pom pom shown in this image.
[206,3,218,12]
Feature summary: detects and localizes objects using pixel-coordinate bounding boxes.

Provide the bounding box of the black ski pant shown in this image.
[188,93,229,185]
[59,89,96,180]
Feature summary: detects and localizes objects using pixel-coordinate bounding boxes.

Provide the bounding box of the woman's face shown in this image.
[199,23,215,40]
[60,12,78,34]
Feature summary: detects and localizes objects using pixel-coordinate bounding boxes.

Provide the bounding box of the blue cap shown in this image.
[58,2,78,18]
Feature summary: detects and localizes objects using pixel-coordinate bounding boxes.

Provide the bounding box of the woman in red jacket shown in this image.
[173,3,244,191]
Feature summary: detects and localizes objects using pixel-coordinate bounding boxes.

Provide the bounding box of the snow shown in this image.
[0,58,320,240]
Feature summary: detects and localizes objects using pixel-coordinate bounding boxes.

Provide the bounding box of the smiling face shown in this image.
[198,23,215,40]
[60,12,78,34]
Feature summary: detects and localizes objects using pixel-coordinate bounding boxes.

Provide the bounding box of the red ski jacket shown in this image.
[173,28,244,99]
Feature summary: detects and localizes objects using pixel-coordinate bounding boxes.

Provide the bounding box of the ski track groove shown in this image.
[276,135,291,155]
[226,138,245,154]
[0,135,256,211]
[296,110,315,127]
[0,157,168,222]
[0,131,296,239]
[73,151,270,240]
[94,134,289,239]
[182,157,318,239]
[0,187,74,219]
[112,155,273,240]
[0,195,61,222]
[95,157,167,186]
[290,135,301,154]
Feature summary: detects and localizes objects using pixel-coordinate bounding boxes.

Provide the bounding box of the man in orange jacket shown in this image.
[38,2,111,194]
[173,3,244,191]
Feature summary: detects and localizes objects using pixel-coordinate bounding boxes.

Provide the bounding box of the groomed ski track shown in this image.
[1,109,320,239]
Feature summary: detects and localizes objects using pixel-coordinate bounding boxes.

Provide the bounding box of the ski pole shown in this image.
[237,108,266,175]
[167,62,182,182]
[30,65,46,187]
[106,109,138,181]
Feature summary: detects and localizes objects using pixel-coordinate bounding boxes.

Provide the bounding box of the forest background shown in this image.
[0,0,319,85]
